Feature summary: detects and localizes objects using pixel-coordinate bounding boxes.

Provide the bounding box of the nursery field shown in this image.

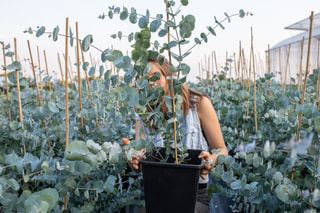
[0,1,320,212]
[0,62,320,212]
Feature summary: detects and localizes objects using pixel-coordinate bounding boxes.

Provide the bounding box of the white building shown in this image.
[269,12,320,83]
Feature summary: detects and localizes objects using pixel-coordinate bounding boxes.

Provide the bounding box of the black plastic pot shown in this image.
[140,148,203,213]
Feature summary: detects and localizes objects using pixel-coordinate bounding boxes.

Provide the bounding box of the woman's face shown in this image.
[147,61,167,88]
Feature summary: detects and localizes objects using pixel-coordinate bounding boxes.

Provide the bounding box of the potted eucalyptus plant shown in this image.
[101,1,250,212]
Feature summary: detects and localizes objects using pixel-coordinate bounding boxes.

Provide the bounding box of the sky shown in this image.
[0,0,319,82]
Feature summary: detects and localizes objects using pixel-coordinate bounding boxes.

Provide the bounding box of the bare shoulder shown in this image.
[197,96,214,113]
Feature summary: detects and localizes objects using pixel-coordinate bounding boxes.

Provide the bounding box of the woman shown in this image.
[128,57,229,213]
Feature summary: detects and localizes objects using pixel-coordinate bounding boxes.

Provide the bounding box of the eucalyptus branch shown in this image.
[25,30,104,53]
[182,12,246,56]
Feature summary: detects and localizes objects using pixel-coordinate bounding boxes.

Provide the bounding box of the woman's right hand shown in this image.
[127,154,142,172]
[122,138,145,172]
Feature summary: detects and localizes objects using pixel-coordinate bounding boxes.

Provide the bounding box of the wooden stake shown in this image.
[278,47,282,84]
[267,44,271,93]
[43,50,52,91]
[27,41,42,106]
[214,51,219,81]
[297,11,314,140]
[298,37,305,92]
[14,38,25,155]
[37,46,44,103]
[283,43,291,89]
[251,28,258,132]
[2,43,11,121]
[58,53,65,86]
[76,22,84,140]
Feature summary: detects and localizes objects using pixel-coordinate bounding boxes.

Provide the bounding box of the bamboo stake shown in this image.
[297,11,314,140]
[27,41,42,106]
[298,37,305,92]
[64,17,69,211]
[58,53,65,86]
[268,44,271,93]
[43,50,52,91]
[14,38,25,155]
[37,46,44,103]
[251,28,258,132]
[2,43,11,121]
[214,51,219,81]
[198,62,201,81]
[165,0,178,164]
[68,55,74,83]
[207,55,210,81]
[63,53,73,83]
[76,22,84,140]
[283,43,291,89]
[279,47,282,84]
[238,41,242,83]
[317,37,320,68]
[233,52,237,81]
[211,51,214,80]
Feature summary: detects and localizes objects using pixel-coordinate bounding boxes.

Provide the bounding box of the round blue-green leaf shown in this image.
[158,29,167,37]
[104,175,116,193]
[82,62,89,71]
[8,71,22,83]
[181,0,188,6]
[128,32,134,42]
[88,67,95,77]
[239,9,245,18]
[207,26,216,36]
[82,34,93,52]
[118,31,122,40]
[69,27,74,47]
[200,32,208,43]
[180,63,190,75]
[124,68,137,84]
[48,101,59,113]
[5,51,14,57]
[168,41,178,49]
[129,10,137,23]
[36,26,46,37]
[53,26,59,41]
[194,37,201,45]
[120,7,128,20]
[108,10,113,19]
[315,116,320,132]
[184,15,195,30]
[114,87,127,101]
[8,178,20,191]
[138,16,148,29]
[150,19,161,32]
[179,23,192,38]
[7,61,22,71]
[125,86,139,107]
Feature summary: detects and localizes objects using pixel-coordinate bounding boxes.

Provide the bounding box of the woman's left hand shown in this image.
[198,151,215,179]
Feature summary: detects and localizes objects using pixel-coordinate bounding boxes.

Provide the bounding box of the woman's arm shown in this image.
[197,96,228,179]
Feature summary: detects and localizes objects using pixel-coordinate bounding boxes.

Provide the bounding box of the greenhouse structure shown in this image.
[268,12,320,83]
